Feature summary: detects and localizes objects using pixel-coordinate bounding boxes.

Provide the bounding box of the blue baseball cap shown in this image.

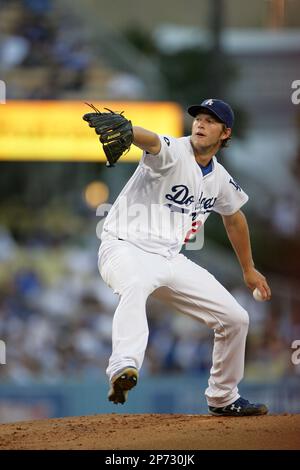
[188,99,234,128]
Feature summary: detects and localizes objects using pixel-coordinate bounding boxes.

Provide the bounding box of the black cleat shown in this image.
[108,367,138,405]
[208,397,268,417]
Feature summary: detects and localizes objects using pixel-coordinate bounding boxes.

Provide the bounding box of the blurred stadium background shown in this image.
[0,0,300,422]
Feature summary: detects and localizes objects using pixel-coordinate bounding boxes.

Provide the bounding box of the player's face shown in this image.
[191,113,231,150]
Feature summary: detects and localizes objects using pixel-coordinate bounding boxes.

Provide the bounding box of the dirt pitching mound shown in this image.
[0,414,299,450]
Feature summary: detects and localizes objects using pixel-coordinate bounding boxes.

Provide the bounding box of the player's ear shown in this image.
[221,126,231,141]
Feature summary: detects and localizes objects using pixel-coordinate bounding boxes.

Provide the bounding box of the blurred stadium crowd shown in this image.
[0,0,300,388]
[0,0,100,100]
[0,0,145,100]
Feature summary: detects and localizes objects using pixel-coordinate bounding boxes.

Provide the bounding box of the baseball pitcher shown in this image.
[83,99,271,416]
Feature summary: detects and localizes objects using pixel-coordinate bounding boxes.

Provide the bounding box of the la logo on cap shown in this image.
[204,99,214,106]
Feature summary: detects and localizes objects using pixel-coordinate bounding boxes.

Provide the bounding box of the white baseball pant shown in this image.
[98,239,249,407]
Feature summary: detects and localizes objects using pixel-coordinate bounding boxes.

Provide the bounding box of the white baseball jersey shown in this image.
[101,135,249,257]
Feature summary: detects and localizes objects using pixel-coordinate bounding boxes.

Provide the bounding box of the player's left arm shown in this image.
[133,126,161,155]
[222,210,271,300]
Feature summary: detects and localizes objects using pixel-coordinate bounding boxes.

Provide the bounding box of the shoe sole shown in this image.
[108,368,138,405]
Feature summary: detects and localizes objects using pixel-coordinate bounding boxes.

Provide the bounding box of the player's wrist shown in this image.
[242,263,255,274]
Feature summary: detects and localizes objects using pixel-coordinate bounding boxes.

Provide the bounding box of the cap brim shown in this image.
[187,105,225,124]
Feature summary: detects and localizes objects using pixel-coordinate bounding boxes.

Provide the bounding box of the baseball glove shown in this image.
[82,103,133,167]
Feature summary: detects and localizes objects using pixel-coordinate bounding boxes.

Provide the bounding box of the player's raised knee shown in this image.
[227,305,249,332]
[241,308,249,328]
[235,307,249,330]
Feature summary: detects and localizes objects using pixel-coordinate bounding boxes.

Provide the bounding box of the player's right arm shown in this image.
[133,126,161,155]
